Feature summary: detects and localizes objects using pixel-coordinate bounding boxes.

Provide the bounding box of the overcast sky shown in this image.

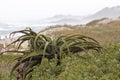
[0,0,120,23]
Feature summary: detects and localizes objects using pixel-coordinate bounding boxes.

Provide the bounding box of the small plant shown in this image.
[2,28,102,80]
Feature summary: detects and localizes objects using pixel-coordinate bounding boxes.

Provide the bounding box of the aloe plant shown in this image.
[2,28,102,80]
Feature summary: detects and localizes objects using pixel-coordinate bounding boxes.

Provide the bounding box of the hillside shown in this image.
[40,17,120,45]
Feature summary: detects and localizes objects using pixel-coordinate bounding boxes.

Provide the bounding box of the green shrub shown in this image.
[2,28,102,80]
[0,43,120,80]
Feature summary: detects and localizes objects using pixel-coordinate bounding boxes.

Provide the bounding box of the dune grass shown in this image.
[43,20,120,45]
[0,54,19,80]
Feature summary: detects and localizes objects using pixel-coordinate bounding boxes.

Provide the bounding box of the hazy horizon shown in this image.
[0,0,120,25]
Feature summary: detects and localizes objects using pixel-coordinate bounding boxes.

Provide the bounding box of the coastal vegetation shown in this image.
[0,43,120,80]
[0,18,120,80]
